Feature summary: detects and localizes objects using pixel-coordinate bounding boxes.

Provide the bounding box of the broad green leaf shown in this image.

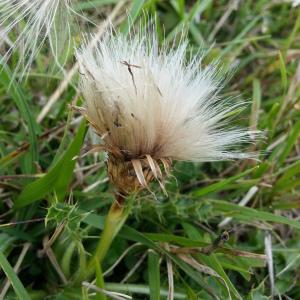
[145,233,208,247]
[15,121,86,207]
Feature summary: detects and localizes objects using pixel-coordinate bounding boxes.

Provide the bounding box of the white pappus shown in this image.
[0,0,78,78]
[75,27,259,193]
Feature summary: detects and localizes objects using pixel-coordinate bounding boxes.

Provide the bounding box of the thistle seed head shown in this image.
[76,26,258,193]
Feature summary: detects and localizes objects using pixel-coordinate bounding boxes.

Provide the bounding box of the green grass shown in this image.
[1,1,300,299]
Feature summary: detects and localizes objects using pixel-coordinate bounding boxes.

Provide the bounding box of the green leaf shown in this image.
[15,121,86,207]
[74,0,120,11]
[0,250,31,300]
[166,0,212,43]
[197,254,241,299]
[84,214,227,297]
[211,200,300,230]
[192,167,257,197]
[148,250,161,300]
[120,0,146,35]
[273,160,300,192]
[219,15,261,58]
[182,222,241,299]
[0,62,38,172]
[145,233,208,247]
[277,119,300,166]
[278,51,287,93]
[250,79,261,130]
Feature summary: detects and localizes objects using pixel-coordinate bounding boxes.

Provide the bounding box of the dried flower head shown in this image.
[0,0,78,78]
[76,28,257,194]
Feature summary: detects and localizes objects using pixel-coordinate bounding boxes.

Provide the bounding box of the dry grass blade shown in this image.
[177,253,220,278]
[218,248,267,261]
[75,145,107,160]
[265,232,275,299]
[209,0,240,41]
[169,245,267,262]
[82,281,132,300]
[164,243,174,300]
[178,254,232,300]
[0,243,30,299]
[218,186,259,228]
[36,0,126,123]
[103,243,142,277]
[40,236,67,284]
[120,251,147,283]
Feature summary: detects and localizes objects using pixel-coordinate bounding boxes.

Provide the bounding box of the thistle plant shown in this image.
[75,26,258,289]
[2,1,300,299]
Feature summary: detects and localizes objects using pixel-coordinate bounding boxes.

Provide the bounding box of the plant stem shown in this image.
[86,194,132,299]
[96,198,126,263]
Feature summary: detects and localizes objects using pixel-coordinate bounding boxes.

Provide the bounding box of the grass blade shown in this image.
[192,167,257,197]
[0,62,38,172]
[148,250,161,300]
[211,200,300,230]
[0,250,31,300]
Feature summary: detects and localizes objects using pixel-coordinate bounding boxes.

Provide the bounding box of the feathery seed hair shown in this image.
[76,27,257,194]
[0,0,77,78]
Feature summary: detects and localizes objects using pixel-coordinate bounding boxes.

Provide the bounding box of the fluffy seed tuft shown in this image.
[76,27,258,193]
[0,0,77,78]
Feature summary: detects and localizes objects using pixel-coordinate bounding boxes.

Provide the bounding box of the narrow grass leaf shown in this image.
[74,0,120,10]
[120,0,146,35]
[0,62,38,172]
[278,51,287,93]
[192,167,257,197]
[197,254,240,299]
[182,222,240,299]
[273,160,300,191]
[166,0,212,43]
[250,79,261,130]
[211,200,300,230]
[148,250,161,300]
[219,16,261,58]
[0,250,31,300]
[277,119,300,166]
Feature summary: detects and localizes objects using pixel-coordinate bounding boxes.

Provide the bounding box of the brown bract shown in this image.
[72,105,172,193]
[104,150,171,194]
[107,155,154,194]
[93,146,171,194]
